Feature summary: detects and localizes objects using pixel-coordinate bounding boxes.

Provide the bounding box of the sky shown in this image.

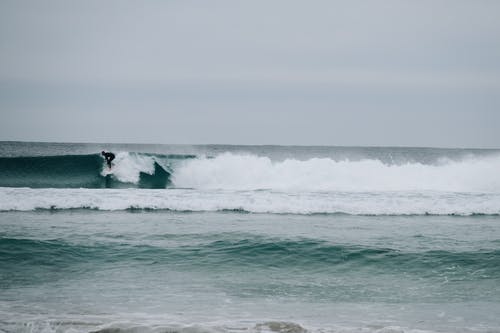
[0,0,499,148]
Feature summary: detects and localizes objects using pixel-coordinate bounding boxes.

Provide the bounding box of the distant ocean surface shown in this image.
[1,141,500,333]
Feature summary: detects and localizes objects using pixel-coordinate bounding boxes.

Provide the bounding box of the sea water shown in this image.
[1,142,499,333]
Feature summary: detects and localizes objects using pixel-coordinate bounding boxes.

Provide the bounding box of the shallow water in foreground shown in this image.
[1,210,499,333]
[1,142,500,332]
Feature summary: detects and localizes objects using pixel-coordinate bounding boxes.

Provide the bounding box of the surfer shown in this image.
[101,151,115,169]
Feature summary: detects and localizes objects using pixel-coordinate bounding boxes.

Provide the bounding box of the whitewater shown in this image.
[172,153,500,192]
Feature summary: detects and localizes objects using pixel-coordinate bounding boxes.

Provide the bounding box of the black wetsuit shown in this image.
[103,152,115,168]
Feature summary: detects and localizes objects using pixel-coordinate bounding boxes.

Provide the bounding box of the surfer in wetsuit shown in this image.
[101,151,115,169]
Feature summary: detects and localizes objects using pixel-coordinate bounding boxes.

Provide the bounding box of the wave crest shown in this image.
[0,152,176,189]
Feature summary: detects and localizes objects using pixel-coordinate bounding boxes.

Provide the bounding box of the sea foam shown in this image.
[172,153,500,193]
[1,187,499,215]
[101,152,156,183]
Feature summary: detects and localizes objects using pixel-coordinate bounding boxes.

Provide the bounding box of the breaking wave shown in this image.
[0,152,184,189]
[1,151,500,214]
[2,151,500,193]
[172,153,500,192]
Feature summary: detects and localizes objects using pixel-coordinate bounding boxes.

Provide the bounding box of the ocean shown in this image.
[1,141,499,333]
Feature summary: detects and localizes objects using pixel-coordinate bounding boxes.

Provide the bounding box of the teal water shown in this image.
[0,154,174,188]
[1,142,500,332]
[1,211,500,332]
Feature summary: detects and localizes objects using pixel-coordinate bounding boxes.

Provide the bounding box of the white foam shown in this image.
[1,187,499,215]
[172,153,500,193]
[101,152,156,184]
[0,316,448,333]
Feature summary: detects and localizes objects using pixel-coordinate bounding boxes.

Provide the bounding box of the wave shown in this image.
[0,152,196,189]
[2,151,500,192]
[1,188,499,215]
[1,152,500,214]
[172,153,500,192]
[2,236,498,280]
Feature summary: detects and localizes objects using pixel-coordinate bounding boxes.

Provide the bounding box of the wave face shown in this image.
[0,152,178,189]
[2,236,499,285]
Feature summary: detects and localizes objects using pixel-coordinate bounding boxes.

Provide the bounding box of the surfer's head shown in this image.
[101,151,105,155]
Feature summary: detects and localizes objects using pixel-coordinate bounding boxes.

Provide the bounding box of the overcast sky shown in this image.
[1,0,499,147]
